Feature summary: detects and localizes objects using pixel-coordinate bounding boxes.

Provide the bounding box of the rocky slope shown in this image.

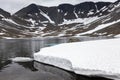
[0,8,11,20]
[0,8,35,38]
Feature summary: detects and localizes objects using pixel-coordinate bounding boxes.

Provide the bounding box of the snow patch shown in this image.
[3,37,14,39]
[0,14,4,17]
[0,33,5,35]
[87,11,94,16]
[64,12,68,16]
[11,57,33,62]
[58,9,60,12]
[94,32,107,36]
[115,34,120,38]
[74,11,78,18]
[27,18,36,27]
[60,17,99,25]
[58,33,65,37]
[39,9,55,24]
[3,18,20,25]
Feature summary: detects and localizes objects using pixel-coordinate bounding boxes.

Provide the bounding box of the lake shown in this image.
[0,37,114,80]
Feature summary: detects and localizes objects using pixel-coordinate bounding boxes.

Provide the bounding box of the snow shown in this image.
[3,18,20,25]
[0,33,5,35]
[11,57,33,62]
[39,9,55,24]
[0,14,4,17]
[74,11,78,18]
[58,9,60,12]
[95,4,100,13]
[39,27,46,30]
[27,18,36,27]
[100,6,107,11]
[2,37,14,39]
[87,11,94,16]
[64,12,68,16]
[115,34,120,38]
[58,33,65,37]
[34,38,120,75]
[93,32,107,36]
[60,17,99,25]
[77,19,120,36]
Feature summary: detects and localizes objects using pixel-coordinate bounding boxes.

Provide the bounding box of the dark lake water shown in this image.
[0,37,67,59]
[0,37,113,80]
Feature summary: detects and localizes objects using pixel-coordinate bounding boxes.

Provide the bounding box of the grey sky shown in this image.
[0,0,117,14]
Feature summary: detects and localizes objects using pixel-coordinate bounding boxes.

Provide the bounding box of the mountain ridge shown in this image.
[11,1,112,26]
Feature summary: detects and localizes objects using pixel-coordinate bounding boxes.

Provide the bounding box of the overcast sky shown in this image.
[0,0,117,14]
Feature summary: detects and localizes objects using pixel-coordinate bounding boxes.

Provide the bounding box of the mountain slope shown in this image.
[43,0,120,37]
[1,0,120,38]
[75,0,120,37]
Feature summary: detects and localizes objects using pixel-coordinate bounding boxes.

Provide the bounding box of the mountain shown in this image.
[0,0,120,38]
[36,0,120,37]
[11,2,112,26]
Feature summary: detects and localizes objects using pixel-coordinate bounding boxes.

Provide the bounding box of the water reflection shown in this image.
[0,38,67,61]
[0,39,33,61]
[0,60,12,71]
[0,60,75,80]
[17,61,38,71]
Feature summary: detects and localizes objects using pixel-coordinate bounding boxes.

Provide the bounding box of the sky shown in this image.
[0,0,117,14]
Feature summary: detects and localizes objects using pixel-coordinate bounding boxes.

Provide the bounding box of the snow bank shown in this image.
[34,38,120,75]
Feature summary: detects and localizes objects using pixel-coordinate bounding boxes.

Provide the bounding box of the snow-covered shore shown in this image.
[34,38,120,76]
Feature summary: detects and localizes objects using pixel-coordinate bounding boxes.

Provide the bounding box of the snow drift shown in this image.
[34,38,120,75]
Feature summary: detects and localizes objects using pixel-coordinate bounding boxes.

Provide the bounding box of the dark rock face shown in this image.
[0,8,11,20]
[58,4,76,19]
[96,2,111,10]
[75,2,96,18]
